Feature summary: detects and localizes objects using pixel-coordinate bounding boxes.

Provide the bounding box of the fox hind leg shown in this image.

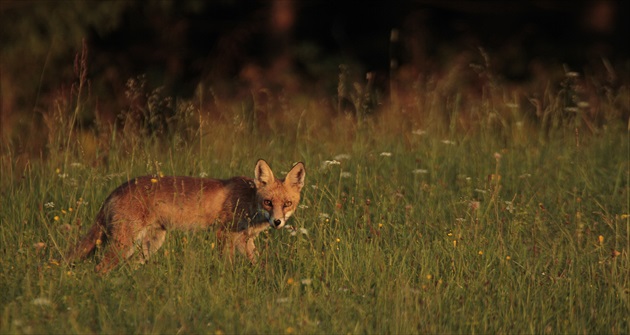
[139,227,167,263]
[95,226,167,274]
[125,224,166,266]
[94,221,143,274]
[95,241,135,274]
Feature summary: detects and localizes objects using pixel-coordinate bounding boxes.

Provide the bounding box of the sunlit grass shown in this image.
[1,65,628,334]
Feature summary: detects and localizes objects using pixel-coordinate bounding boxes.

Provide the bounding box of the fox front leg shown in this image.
[233,232,260,264]
[245,237,259,264]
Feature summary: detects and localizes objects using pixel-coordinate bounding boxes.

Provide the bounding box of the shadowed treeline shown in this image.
[1,0,629,154]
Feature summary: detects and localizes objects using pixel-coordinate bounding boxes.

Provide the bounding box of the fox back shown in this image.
[66,159,305,273]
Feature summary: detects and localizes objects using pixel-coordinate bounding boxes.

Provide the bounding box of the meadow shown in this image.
[1,64,628,334]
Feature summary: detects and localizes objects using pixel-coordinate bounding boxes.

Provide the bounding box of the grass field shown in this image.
[1,67,629,334]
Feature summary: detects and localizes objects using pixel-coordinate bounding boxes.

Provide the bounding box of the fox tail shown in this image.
[65,210,106,263]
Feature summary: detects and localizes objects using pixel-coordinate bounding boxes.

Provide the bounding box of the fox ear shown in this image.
[255,159,275,188]
[285,162,305,191]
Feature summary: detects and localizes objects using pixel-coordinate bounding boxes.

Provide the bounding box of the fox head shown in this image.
[254,159,306,229]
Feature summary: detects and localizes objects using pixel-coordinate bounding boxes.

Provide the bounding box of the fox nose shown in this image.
[273,219,282,227]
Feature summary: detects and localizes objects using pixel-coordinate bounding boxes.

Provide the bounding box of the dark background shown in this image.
[1,0,628,126]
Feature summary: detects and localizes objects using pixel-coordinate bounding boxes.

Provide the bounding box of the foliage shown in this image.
[1,59,628,334]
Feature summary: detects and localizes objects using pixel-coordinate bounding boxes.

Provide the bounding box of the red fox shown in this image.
[66,159,306,274]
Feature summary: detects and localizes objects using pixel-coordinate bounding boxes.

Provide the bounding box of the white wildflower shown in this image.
[379,152,392,157]
[44,202,55,209]
[412,129,427,136]
[284,225,297,236]
[284,225,308,237]
[334,154,351,160]
[321,160,341,169]
[505,201,514,213]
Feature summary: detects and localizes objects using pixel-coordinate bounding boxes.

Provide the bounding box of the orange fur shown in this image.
[66,160,305,274]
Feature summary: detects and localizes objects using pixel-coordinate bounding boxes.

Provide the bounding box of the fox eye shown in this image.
[263,199,272,207]
[284,201,292,208]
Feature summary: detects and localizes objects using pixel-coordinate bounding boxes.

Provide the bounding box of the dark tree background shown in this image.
[1,0,628,129]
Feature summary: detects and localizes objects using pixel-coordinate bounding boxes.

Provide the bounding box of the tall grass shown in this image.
[1,61,628,334]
